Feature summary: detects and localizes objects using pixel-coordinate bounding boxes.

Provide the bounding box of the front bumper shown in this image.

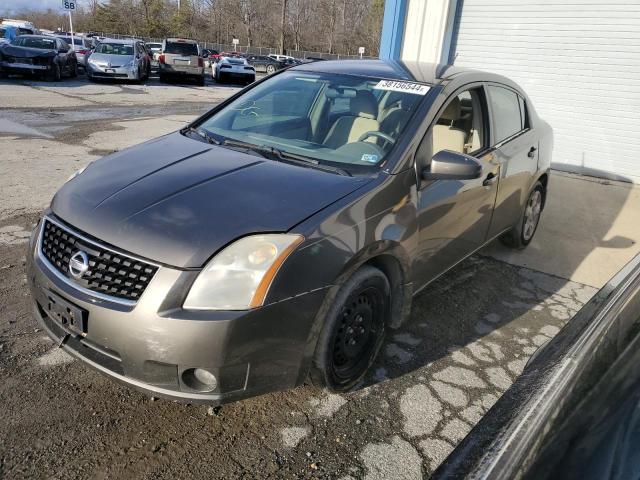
[159,64,204,76]
[0,60,49,72]
[26,217,328,404]
[86,63,137,79]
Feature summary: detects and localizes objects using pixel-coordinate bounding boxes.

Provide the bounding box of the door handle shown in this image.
[483,172,497,187]
[528,146,537,158]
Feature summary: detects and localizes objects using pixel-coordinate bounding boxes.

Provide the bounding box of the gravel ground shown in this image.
[0,74,599,479]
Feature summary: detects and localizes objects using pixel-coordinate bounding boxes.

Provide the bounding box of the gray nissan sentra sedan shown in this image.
[27,60,552,404]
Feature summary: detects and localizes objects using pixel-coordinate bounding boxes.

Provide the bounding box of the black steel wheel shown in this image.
[311,266,389,391]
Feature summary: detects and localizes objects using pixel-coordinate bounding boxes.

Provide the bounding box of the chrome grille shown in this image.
[40,219,158,302]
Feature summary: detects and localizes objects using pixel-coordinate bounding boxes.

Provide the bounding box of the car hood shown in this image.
[88,53,134,65]
[51,132,372,268]
[0,44,55,58]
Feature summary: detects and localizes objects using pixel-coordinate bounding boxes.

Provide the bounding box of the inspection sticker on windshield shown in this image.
[374,80,430,95]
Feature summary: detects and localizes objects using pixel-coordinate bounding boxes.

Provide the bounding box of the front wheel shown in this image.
[500,181,544,249]
[266,64,275,74]
[48,63,61,81]
[310,266,389,391]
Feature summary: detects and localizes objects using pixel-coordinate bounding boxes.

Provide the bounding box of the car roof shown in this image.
[289,59,498,86]
[166,38,197,44]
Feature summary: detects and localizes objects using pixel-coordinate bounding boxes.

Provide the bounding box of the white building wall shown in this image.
[450,0,640,183]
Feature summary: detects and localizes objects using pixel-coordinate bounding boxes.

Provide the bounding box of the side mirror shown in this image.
[421,150,482,181]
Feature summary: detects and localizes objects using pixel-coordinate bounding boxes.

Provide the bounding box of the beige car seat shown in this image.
[432,97,467,155]
[324,91,380,149]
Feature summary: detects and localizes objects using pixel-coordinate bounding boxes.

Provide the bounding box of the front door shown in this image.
[413,86,500,289]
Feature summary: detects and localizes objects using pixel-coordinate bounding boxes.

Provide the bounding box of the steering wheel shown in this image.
[357,131,395,147]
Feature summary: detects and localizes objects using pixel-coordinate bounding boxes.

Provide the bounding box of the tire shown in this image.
[198,75,205,86]
[159,73,167,83]
[48,63,61,82]
[500,181,544,249]
[266,64,275,74]
[87,74,96,82]
[310,266,390,391]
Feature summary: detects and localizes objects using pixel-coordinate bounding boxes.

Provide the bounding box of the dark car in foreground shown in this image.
[434,252,640,480]
[0,34,77,80]
[27,60,552,404]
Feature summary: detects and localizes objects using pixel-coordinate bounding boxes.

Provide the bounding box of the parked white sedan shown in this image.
[212,56,255,85]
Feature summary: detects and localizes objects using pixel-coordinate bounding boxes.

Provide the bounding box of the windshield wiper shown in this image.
[222,139,351,176]
[182,126,221,145]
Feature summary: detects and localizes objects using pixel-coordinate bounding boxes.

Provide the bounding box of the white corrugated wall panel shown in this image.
[451,0,640,183]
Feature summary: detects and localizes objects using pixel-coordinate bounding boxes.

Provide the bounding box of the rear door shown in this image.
[249,55,265,72]
[484,84,539,238]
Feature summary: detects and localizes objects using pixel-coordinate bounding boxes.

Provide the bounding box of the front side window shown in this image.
[420,87,487,163]
[94,43,134,55]
[488,85,524,143]
[197,71,427,171]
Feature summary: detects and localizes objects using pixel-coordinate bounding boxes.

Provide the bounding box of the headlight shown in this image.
[184,234,304,310]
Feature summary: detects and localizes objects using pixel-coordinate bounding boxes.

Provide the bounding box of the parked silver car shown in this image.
[55,35,93,68]
[86,38,150,82]
[158,38,205,85]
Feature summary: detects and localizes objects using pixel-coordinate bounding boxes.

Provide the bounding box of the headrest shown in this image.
[440,97,461,121]
[350,90,377,119]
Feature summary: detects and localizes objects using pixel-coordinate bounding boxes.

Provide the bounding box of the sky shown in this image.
[2,0,84,15]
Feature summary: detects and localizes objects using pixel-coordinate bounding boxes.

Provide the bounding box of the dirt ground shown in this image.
[0,73,631,479]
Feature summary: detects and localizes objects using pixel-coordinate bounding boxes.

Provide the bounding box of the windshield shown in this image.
[164,42,198,55]
[94,43,134,55]
[197,71,427,170]
[11,36,56,49]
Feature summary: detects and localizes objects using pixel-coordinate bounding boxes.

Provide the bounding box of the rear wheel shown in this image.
[310,266,389,391]
[266,64,276,74]
[500,181,544,249]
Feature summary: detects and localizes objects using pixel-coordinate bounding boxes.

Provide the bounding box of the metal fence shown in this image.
[85,31,375,60]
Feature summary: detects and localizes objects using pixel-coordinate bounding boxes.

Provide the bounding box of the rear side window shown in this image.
[488,85,525,143]
[164,42,198,56]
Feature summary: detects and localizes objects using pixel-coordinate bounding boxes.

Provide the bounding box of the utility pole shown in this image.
[279,0,287,55]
